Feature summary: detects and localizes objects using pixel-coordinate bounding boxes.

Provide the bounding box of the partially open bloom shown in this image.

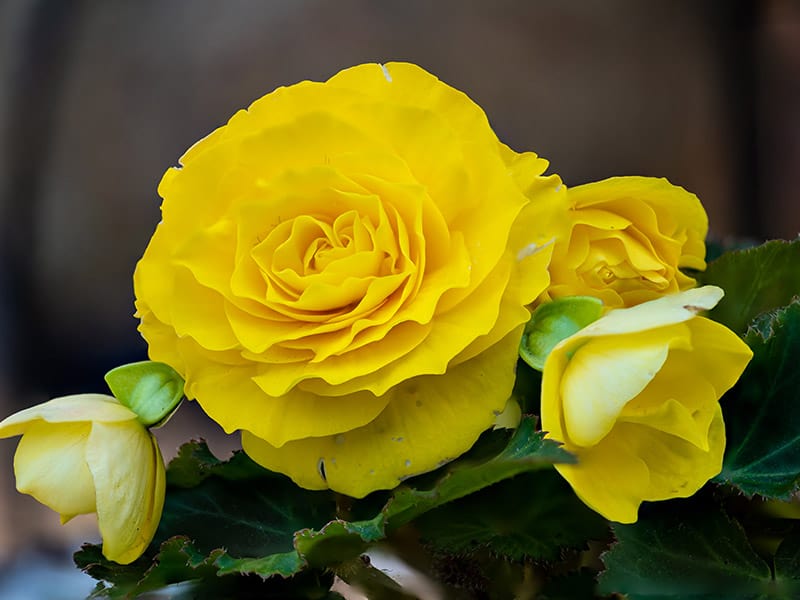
[540,286,752,523]
[0,394,165,564]
[134,62,566,497]
[545,176,708,308]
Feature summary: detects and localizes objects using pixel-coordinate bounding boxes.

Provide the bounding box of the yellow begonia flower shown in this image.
[0,394,166,564]
[540,286,752,523]
[133,62,567,497]
[545,176,708,308]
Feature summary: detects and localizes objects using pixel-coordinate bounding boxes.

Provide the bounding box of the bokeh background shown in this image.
[0,0,798,594]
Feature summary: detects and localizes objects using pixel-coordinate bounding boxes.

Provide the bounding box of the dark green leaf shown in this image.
[382,416,574,529]
[538,569,607,599]
[78,537,335,599]
[155,468,336,560]
[334,556,419,600]
[698,238,800,333]
[294,515,385,568]
[717,300,800,497]
[416,470,609,561]
[289,417,572,571]
[76,544,157,598]
[704,237,759,263]
[166,441,269,488]
[598,498,773,599]
[773,525,800,595]
[78,419,573,596]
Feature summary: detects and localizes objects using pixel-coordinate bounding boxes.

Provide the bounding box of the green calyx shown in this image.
[105,361,185,427]
[520,296,604,371]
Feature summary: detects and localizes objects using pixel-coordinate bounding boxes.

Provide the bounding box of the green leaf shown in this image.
[539,569,608,600]
[104,361,184,426]
[704,237,758,263]
[76,543,157,598]
[717,300,800,498]
[155,453,337,564]
[598,498,774,599]
[77,420,572,596]
[774,526,800,594]
[286,417,572,571]
[519,296,604,370]
[166,441,268,488]
[294,515,386,569]
[382,416,574,529]
[698,238,800,333]
[416,470,609,561]
[78,537,340,599]
[334,557,419,600]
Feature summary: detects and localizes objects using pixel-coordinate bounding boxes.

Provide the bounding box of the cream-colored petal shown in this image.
[13,421,96,518]
[0,394,137,438]
[561,336,669,446]
[86,422,165,564]
[565,286,723,343]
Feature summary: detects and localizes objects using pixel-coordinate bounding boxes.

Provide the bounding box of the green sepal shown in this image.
[104,361,185,427]
[520,296,604,370]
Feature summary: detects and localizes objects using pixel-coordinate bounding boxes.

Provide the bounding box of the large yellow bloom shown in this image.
[540,286,752,523]
[134,62,566,497]
[0,394,165,564]
[545,177,708,308]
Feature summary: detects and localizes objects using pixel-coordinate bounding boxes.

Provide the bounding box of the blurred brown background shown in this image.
[0,0,798,585]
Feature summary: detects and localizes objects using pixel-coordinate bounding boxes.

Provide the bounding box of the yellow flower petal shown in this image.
[553,428,650,523]
[327,63,491,142]
[554,413,725,523]
[570,285,723,340]
[640,405,726,502]
[683,316,756,395]
[13,421,96,519]
[135,63,561,496]
[561,333,670,446]
[546,176,708,307]
[242,329,522,497]
[0,394,137,438]
[542,289,752,522]
[86,422,165,565]
[180,352,392,446]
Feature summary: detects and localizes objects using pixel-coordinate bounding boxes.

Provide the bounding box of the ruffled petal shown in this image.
[547,176,708,306]
[242,329,522,497]
[182,353,392,446]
